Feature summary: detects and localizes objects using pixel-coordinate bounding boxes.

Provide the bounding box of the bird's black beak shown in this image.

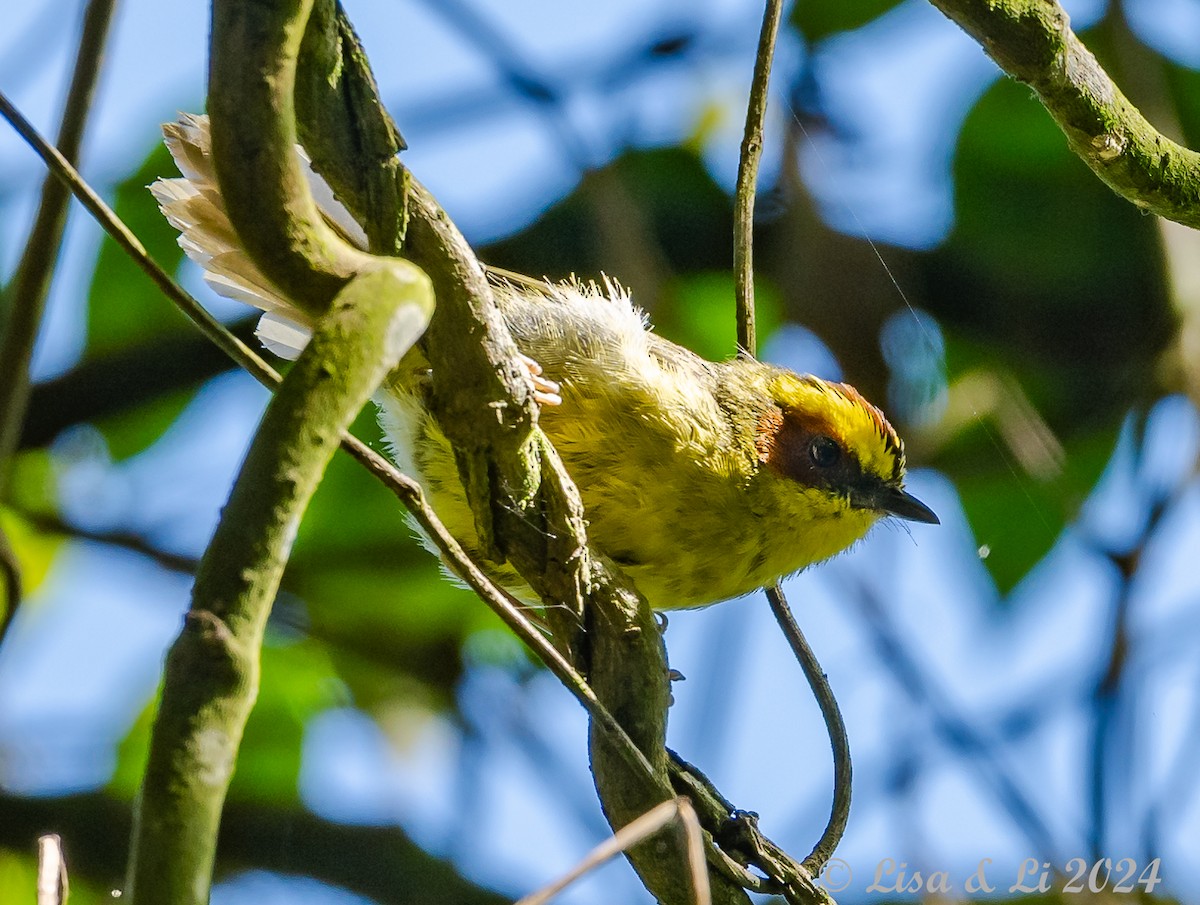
[877,485,940,524]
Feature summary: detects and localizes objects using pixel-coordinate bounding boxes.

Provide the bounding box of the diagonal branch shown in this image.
[847,575,1061,860]
[928,0,1200,227]
[125,268,433,905]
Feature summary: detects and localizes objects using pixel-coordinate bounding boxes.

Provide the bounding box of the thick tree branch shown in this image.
[125,270,432,905]
[125,3,435,902]
[929,0,1200,227]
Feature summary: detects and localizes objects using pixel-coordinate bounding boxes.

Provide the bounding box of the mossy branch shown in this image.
[929,0,1200,226]
[125,269,431,905]
[125,1,435,902]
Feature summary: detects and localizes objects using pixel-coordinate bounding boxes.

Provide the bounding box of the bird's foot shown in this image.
[518,353,562,407]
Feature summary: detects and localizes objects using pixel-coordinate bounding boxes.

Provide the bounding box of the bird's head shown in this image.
[755,372,939,529]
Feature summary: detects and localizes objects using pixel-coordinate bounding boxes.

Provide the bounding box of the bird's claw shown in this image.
[518,353,562,407]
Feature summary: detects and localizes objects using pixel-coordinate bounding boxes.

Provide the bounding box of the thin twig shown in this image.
[0,91,281,391]
[733,0,852,883]
[516,798,711,905]
[36,834,68,905]
[13,510,200,576]
[0,0,118,638]
[338,434,658,783]
[732,0,784,357]
[765,585,851,873]
[667,750,836,905]
[0,0,118,482]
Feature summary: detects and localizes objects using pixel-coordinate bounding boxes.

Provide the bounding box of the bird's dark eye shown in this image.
[808,435,840,468]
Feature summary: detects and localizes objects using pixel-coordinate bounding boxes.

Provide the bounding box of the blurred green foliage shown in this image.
[791,0,905,43]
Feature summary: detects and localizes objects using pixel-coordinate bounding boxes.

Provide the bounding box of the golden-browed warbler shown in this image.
[153,114,938,611]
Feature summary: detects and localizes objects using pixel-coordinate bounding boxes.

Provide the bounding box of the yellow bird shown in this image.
[153,114,937,611]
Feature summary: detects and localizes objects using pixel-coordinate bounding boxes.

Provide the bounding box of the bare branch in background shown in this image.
[0,0,118,640]
[847,576,1061,860]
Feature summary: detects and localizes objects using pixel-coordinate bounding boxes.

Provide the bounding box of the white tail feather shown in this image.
[153,113,370,359]
[255,311,311,361]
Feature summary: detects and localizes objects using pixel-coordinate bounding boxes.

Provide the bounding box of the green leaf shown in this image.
[0,851,38,902]
[86,141,188,357]
[790,0,904,44]
[928,333,1121,593]
[947,425,1117,595]
[229,640,345,804]
[92,383,199,462]
[1165,62,1200,148]
[654,271,782,361]
[924,76,1171,430]
[0,506,64,599]
[109,700,154,800]
[3,449,57,516]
